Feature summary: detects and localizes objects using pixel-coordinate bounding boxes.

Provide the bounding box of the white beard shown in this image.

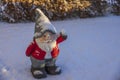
[35,39,56,59]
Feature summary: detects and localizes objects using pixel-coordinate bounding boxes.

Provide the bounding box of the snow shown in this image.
[0,16,120,80]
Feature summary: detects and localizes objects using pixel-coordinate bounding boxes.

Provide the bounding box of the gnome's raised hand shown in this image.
[60,29,67,40]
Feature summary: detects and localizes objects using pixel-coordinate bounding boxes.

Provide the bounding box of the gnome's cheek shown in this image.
[37,38,45,42]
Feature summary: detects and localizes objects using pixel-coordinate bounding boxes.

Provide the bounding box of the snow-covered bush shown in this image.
[0,0,36,23]
[0,0,111,23]
[88,0,109,17]
[112,0,120,15]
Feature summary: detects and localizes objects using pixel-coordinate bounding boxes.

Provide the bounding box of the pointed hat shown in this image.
[34,8,57,39]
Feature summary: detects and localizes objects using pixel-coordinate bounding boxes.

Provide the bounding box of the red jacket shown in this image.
[26,35,65,60]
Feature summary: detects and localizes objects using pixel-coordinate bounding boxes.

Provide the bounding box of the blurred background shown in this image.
[0,0,120,23]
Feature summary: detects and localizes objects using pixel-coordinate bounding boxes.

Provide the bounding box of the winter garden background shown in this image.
[0,0,120,23]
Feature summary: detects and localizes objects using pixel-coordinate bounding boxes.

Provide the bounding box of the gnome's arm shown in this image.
[56,30,67,44]
[26,41,35,57]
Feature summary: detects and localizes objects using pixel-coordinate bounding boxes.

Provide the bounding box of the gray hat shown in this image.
[34,8,57,39]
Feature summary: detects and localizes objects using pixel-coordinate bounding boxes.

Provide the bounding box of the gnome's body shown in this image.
[25,8,67,79]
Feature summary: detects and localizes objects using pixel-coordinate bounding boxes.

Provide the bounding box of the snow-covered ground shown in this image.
[0,16,120,80]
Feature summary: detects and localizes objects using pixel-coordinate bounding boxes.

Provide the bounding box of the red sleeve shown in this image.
[25,41,35,57]
[56,35,65,44]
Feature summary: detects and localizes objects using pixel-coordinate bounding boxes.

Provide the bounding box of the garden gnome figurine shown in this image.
[26,8,67,79]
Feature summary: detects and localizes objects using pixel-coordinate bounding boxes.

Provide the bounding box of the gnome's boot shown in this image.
[31,67,47,79]
[45,65,61,75]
